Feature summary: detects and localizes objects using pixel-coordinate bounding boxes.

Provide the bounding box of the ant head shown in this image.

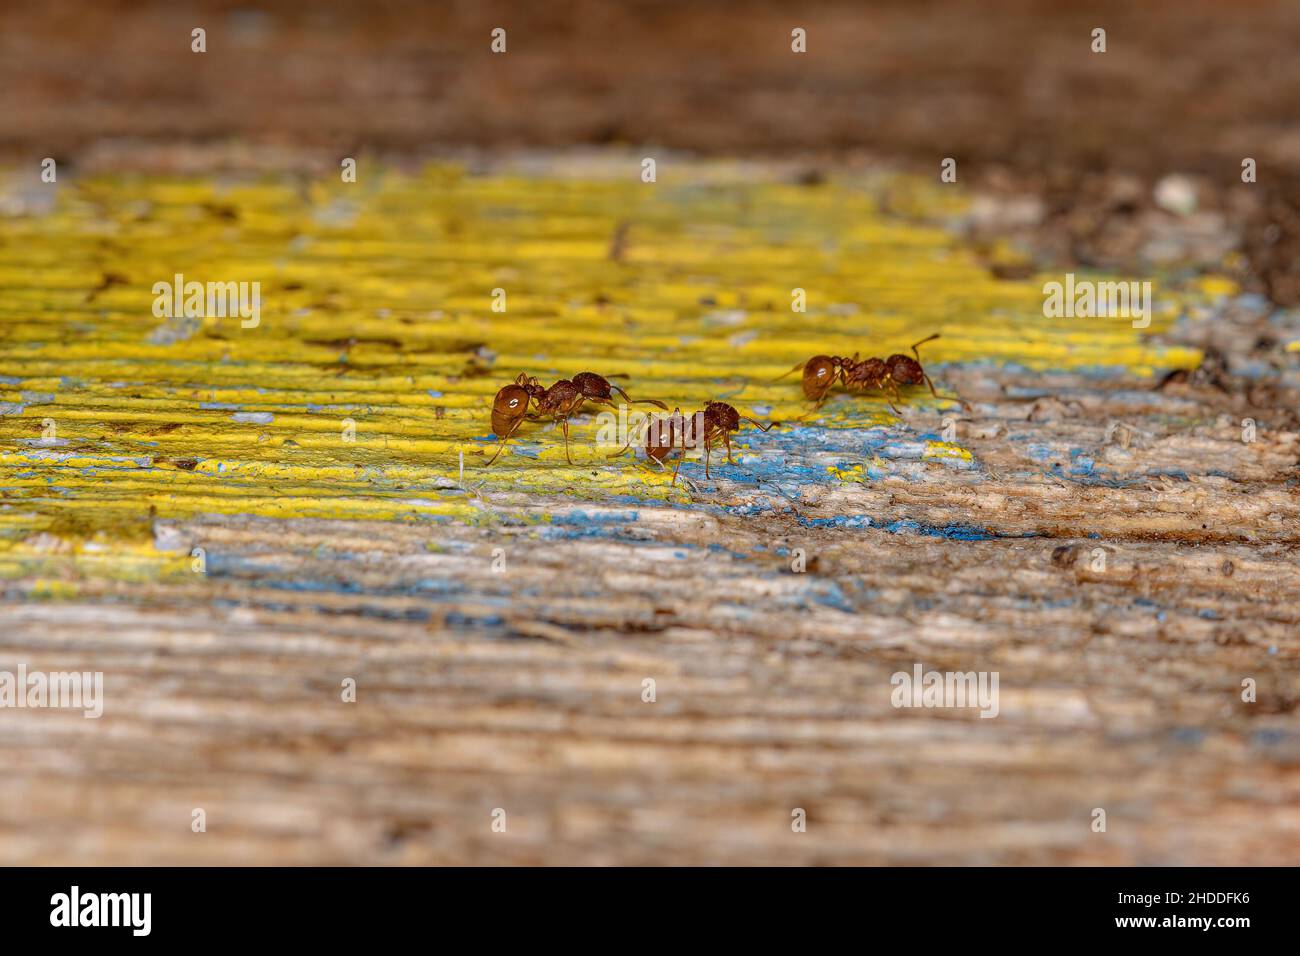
[887,354,924,385]
[514,374,544,397]
[572,371,613,401]
[704,401,741,432]
[491,384,531,436]
[802,355,838,399]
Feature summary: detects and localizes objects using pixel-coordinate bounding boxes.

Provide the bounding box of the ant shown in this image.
[775,333,948,413]
[486,371,666,466]
[610,401,778,482]
[609,405,695,484]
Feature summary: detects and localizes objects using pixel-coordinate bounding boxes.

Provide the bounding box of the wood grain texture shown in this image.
[1,161,1298,865]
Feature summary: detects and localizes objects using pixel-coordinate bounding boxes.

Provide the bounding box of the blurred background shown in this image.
[4,0,1300,303]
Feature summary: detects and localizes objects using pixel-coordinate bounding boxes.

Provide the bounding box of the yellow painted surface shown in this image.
[0,163,1209,557]
[923,440,974,462]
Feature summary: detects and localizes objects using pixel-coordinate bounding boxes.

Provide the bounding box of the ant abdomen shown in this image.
[491,384,530,437]
[802,355,838,400]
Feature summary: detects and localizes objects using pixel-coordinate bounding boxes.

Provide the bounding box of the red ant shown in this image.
[486,371,666,466]
[610,401,778,482]
[775,333,948,412]
[609,405,697,484]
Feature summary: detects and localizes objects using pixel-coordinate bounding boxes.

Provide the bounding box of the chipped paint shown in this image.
[0,164,1213,560]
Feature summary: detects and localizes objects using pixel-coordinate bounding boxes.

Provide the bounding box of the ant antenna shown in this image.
[770,360,807,384]
[713,380,749,401]
[909,333,941,359]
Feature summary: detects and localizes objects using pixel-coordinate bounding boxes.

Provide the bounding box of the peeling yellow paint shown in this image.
[827,463,862,479]
[923,441,974,461]
[0,163,1212,551]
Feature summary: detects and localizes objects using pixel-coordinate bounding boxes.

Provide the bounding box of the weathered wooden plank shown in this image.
[1,162,1297,865]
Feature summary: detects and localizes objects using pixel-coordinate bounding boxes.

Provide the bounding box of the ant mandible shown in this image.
[486,371,666,466]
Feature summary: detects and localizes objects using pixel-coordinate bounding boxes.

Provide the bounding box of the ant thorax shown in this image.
[846,357,888,388]
[536,379,581,413]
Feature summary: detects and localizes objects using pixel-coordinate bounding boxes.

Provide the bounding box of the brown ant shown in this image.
[610,401,778,482]
[775,333,949,412]
[485,371,666,466]
[609,406,695,484]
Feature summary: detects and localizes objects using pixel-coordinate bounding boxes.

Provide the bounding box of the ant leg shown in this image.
[880,385,902,415]
[611,384,667,410]
[671,454,683,485]
[560,417,574,465]
[724,431,734,465]
[921,372,968,410]
[485,417,525,467]
[608,432,636,459]
[704,440,712,479]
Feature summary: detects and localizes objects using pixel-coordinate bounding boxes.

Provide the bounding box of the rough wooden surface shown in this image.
[2,161,1298,865]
